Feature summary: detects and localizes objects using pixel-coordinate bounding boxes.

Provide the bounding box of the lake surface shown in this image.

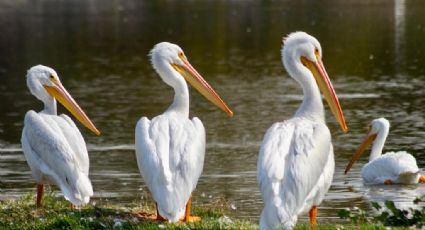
[0,0,424,224]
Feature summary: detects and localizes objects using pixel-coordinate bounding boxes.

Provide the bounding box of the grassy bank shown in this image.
[0,191,256,230]
[0,191,422,229]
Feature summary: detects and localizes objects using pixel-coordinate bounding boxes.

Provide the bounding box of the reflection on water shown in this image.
[1,0,425,222]
[394,0,406,73]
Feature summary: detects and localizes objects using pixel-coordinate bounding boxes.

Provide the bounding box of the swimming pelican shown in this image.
[135,42,233,223]
[257,32,348,230]
[22,65,100,207]
[344,118,425,184]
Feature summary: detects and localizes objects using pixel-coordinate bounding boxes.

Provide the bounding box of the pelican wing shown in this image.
[257,118,332,228]
[362,151,420,184]
[21,111,93,205]
[58,114,90,175]
[135,115,205,222]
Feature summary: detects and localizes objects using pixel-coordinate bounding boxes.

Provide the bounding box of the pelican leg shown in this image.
[419,175,425,183]
[384,179,393,185]
[309,206,317,226]
[36,184,44,208]
[182,193,201,222]
[155,203,166,221]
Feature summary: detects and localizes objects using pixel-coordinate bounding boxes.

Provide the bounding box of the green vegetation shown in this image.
[0,191,423,229]
[0,191,256,230]
[338,196,425,229]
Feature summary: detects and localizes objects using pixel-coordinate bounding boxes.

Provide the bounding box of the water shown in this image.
[1,0,425,224]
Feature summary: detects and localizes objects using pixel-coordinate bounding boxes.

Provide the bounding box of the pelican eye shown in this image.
[314,48,320,57]
[49,74,59,83]
[178,52,185,60]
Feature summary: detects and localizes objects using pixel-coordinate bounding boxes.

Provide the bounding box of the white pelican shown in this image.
[135,42,233,223]
[344,118,425,185]
[257,32,348,230]
[22,65,100,207]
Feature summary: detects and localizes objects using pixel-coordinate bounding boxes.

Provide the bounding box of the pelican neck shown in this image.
[159,66,190,118]
[369,129,389,161]
[166,82,190,118]
[294,76,325,122]
[41,97,57,115]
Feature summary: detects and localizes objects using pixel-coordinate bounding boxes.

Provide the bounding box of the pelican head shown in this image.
[150,42,233,117]
[27,65,100,135]
[282,32,348,133]
[344,118,390,174]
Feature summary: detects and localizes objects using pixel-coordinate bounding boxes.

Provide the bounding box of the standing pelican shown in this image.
[135,42,233,223]
[22,65,100,207]
[344,118,425,184]
[257,32,348,230]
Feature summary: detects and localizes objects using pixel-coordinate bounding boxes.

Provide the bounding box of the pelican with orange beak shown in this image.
[22,65,100,207]
[135,42,232,222]
[344,118,425,185]
[257,32,348,230]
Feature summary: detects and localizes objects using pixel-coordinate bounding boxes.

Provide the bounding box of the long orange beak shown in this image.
[301,55,348,133]
[172,58,233,117]
[344,132,377,174]
[44,82,100,135]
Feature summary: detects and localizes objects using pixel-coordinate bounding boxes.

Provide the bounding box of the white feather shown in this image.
[22,111,93,206]
[362,151,420,184]
[135,113,205,222]
[257,32,346,229]
[22,65,94,206]
[135,42,225,223]
[353,118,422,185]
[258,118,333,229]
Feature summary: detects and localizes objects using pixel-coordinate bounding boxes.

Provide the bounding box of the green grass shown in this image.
[0,190,256,230]
[0,191,422,229]
[295,224,412,230]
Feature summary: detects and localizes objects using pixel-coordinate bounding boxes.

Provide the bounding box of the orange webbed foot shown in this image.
[384,179,393,185]
[419,175,425,183]
[133,211,159,221]
[180,193,201,223]
[309,206,317,226]
[183,215,201,223]
[155,214,166,222]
